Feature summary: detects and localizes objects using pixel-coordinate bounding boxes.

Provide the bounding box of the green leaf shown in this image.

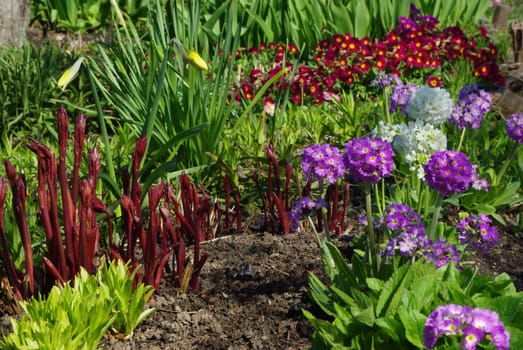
[375,261,410,316]
[375,317,403,342]
[308,273,337,316]
[331,286,358,309]
[353,0,371,38]
[303,309,345,347]
[353,306,376,327]
[366,277,384,294]
[398,308,426,348]
[506,325,523,349]
[242,6,274,42]
[475,295,523,325]
[320,240,358,292]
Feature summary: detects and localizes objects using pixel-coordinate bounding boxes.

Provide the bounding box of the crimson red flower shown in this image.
[291,94,302,104]
[375,56,387,70]
[347,38,359,51]
[426,76,441,88]
[309,82,321,96]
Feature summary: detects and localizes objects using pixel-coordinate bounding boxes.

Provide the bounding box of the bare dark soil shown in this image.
[98,227,523,350]
[100,231,330,350]
[1,222,522,350]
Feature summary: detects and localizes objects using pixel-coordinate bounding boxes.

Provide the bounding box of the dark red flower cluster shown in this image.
[228,6,504,109]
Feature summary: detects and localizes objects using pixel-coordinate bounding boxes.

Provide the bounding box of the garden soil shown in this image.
[1,223,522,350]
[98,225,522,350]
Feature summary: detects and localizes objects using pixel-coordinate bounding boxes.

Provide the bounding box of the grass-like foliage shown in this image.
[0,260,154,349]
[88,0,240,192]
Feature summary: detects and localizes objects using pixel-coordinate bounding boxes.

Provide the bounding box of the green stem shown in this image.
[364,183,378,275]
[428,192,444,240]
[457,127,467,152]
[496,142,520,186]
[384,86,392,124]
[308,216,322,247]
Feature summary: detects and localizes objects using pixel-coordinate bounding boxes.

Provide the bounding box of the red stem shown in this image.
[4,162,35,296]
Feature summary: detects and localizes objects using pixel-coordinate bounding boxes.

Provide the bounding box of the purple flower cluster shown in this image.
[471,164,489,192]
[450,84,492,129]
[380,204,459,267]
[289,196,327,232]
[343,137,395,184]
[505,112,523,144]
[389,80,419,114]
[371,72,401,89]
[424,304,510,350]
[301,143,345,184]
[384,225,429,258]
[424,237,460,268]
[423,150,476,196]
[382,203,423,231]
[458,214,498,254]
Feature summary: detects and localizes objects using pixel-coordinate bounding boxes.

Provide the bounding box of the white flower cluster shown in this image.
[373,120,447,178]
[406,86,453,126]
[371,121,401,143]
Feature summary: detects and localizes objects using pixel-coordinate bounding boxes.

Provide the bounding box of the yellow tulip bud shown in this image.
[58,57,84,90]
[187,50,208,71]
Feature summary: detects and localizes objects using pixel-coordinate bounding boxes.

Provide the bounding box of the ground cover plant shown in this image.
[1,0,523,348]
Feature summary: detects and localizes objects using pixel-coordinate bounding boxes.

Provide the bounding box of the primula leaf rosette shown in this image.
[343,136,394,184]
[423,150,475,196]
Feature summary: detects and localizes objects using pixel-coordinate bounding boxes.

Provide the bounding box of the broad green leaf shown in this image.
[303,309,345,347]
[320,240,358,291]
[375,317,403,342]
[375,261,410,316]
[506,326,523,349]
[366,277,384,294]
[353,0,371,39]
[398,308,426,348]
[353,306,376,327]
[308,273,337,316]
[333,302,354,335]
[331,286,359,309]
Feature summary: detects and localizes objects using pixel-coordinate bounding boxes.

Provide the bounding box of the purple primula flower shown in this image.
[450,84,492,130]
[424,305,510,350]
[301,143,345,184]
[458,213,499,254]
[506,112,523,144]
[397,232,418,256]
[425,237,460,268]
[371,72,401,89]
[380,204,430,259]
[344,136,394,184]
[423,150,476,196]
[462,326,484,350]
[289,196,327,232]
[489,324,511,350]
[470,164,489,191]
[390,80,418,114]
[470,307,501,332]
[383,203,423,231]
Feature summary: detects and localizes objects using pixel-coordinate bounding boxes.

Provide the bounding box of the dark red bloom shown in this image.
[426,76,441,88]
